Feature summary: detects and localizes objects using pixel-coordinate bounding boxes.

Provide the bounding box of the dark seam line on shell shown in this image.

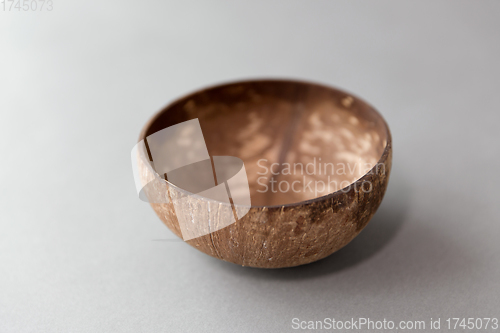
[224,182,239,260]
[208,205,222,259]
[143,137,153,162]
[210,156,218,185]
[224,181,239,224]
[165,184,181,237]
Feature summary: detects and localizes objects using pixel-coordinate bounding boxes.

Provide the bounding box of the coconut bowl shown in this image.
[135,79,392,268]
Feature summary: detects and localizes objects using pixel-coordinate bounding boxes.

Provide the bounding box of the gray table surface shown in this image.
[1,1,499,332]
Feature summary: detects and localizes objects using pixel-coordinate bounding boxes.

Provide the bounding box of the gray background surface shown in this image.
[1,1,499,332]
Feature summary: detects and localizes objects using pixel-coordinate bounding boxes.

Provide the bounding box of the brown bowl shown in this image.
[136,79,392,268]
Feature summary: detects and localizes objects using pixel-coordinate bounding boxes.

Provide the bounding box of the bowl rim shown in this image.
[138,78,392,209]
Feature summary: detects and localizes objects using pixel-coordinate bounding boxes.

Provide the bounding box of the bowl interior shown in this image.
[144,80,388,206]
